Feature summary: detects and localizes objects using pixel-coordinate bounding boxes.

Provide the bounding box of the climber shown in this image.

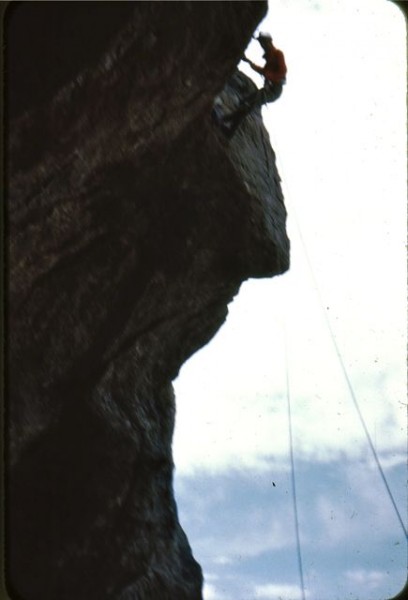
[243,33,286,103]
[219,33,287,137]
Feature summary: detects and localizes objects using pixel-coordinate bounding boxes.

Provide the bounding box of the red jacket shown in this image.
[250,43,287,83]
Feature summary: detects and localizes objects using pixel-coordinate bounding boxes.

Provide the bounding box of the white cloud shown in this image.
[375,452,406,470]
[192,511,294,565]
[203,575,231,600]
[219,517,290,557]
[254,583,305,600]
[343,567,408,600]
[173,285,406,474]
[345,568,387,589]
[203,582,220,600]
[213,556,235,566]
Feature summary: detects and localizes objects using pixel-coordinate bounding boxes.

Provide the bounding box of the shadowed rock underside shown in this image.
[6,2,289,599]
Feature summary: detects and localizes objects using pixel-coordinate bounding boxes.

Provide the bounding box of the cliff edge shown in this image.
[6,2,289,599]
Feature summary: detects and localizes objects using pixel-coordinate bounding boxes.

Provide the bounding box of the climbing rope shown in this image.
[283,322,307,600]
[273,141,408,541]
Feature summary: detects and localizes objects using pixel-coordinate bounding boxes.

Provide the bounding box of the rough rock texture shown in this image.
[6,2,289,599]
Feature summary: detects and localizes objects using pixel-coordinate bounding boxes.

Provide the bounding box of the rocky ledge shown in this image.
[6,2,289,599]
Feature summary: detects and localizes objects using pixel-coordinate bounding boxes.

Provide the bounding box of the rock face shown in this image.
[6,2,289,599]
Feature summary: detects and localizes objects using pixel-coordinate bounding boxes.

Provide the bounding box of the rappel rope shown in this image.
[283,322,307,600]
[271,132,408,541]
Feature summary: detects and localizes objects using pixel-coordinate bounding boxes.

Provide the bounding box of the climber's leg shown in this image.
[213,81,285,139]
[261,81,284,105]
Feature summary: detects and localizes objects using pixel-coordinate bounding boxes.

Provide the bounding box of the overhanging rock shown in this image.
[6,2,289,599]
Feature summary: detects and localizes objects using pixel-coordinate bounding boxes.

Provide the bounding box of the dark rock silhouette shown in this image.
[6,2,289,599]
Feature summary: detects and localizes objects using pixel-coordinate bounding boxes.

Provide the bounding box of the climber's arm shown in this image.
[242,55,265,76]
[247,61,265,76]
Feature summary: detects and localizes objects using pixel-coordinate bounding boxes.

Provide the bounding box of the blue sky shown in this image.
[173,1,407,598]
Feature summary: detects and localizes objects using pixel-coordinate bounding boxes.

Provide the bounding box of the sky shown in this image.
[172,1,407,599]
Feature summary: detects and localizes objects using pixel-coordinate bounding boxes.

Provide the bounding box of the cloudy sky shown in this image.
[173,1,407,599]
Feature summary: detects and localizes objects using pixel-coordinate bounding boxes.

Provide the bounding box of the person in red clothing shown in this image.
[243,32,287,104]
[218,33,287,138]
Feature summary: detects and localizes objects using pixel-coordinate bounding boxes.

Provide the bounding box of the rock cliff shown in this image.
[6,2,289,599]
